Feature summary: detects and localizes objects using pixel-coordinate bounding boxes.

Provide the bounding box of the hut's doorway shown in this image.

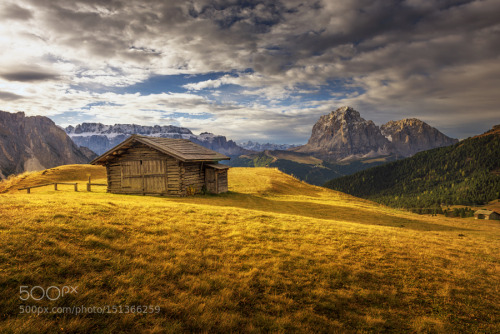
[121,160,167,194]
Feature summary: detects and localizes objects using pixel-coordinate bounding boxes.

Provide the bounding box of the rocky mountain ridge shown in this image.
[239,141,297,152]
[293,106,458,161]
[0,111,96,178]
[381,118,458,157]
[65,123,252,156]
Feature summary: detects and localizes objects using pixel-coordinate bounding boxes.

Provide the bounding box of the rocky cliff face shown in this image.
[0,111,96,178]
[293,106,391,161]
[65,123,252,156]
[381,119,458,156]
[293,106,458,161]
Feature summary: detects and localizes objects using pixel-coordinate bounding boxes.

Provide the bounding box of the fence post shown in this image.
[27,188,30,194]
[87,176,91,192]
[54,183,58,191]
[74,183,78,192]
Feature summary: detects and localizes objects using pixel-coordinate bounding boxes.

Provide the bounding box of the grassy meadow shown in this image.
[0,165,499,333]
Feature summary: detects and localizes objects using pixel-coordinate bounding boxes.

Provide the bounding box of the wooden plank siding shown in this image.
[95,138,229,196]
[181,162,205,194]
[104,143,171,195]
[205,168,216,193]
[166,159,181,196]
[217,170,228,193]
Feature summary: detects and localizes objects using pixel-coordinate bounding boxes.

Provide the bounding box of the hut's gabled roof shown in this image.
[474,209,496,215]
[91,134,230,164]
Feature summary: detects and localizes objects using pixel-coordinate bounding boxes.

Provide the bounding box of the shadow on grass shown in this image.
[170,192,470,232]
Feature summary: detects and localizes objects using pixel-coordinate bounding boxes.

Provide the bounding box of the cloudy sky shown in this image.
[0,0,498,143]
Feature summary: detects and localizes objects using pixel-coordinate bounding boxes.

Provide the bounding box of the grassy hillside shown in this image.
[324,131,500,213]
[227,150,394,185]
[0,165,499,332]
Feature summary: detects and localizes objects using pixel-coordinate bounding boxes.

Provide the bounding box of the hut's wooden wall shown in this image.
[106,163,122,193]
[180,162,205,194]
[105,142,192,196]
[166,159,181,196]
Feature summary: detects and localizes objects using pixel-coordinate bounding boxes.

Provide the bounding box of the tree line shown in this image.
[324,133,500,213]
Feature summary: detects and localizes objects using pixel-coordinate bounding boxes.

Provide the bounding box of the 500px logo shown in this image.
[20,286,78,301]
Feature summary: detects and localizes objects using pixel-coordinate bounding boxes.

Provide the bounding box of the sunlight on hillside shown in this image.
[0,164,106,193]
[0,165,499,332]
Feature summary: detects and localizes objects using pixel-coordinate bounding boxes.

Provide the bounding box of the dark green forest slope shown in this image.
[324,126,500,212]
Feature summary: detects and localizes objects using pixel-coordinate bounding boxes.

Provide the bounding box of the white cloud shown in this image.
[183,75,235,91]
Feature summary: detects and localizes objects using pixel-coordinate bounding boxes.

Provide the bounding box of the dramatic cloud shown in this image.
[0,3,33,21]
[0,91,23,101]
[0,69,60,82]
[0,0,498,142]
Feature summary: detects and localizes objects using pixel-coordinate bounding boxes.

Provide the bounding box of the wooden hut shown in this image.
[90,135,230,196]
[474,209,500,220]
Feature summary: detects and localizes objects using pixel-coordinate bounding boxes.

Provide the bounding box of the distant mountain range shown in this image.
[292,106,458,161]
[324,124,500,212]
[65,123,252,156]
[0,111,95,179]
[0,107,466,185]
[238,141,297,151]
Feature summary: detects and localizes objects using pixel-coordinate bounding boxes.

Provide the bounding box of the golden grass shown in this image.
[0,165,499,333]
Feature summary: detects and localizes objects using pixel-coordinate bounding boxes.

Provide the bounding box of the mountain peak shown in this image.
[330,106,361,120]
[384,118,427,128]
[293,106,389,160]
[333,106,356,114]
[380,118,458,156]
[293,107,459,161]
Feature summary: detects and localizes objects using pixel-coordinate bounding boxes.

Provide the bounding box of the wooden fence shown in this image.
[86,176,106,192]
[18,182,78,193]
[18,177,108,194]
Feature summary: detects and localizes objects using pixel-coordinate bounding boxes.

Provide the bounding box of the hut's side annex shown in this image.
[91,135,230,196]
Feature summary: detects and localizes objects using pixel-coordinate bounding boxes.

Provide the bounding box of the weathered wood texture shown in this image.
[204,168,228,194]
[217,170,228,193]
[181,162,205,193]
[102,141,227,196]
[205,168,216,193]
